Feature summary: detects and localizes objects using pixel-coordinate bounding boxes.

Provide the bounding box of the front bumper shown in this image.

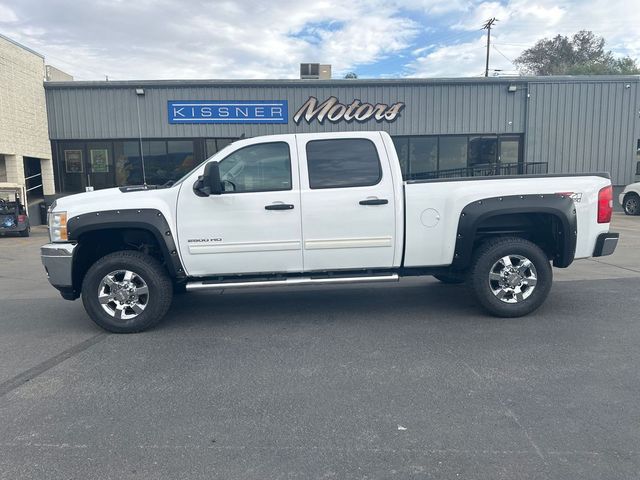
[41,242,78,299]
[619,193,626,206]
[592,232,619,257]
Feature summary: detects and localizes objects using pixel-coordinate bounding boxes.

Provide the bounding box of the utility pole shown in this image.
[482,17,498,77]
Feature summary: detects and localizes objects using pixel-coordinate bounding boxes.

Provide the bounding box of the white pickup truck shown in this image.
[42,132,618,333]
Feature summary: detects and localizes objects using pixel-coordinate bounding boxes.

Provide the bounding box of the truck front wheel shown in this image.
[469,237,552,317]
[81,251,173,333]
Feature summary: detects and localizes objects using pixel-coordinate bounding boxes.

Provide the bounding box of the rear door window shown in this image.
[306,139,381,189]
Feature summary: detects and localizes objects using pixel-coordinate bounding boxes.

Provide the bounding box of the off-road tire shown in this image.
[81,250,173,333]
[469,237,552,317]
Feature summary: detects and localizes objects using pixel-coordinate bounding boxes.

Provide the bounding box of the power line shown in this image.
[492,44,516,66]
[482,17,498,77]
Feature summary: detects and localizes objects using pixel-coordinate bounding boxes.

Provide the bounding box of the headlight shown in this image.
[49,211,68,242]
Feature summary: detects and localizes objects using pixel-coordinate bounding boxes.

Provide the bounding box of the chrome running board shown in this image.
[186,273,399,291]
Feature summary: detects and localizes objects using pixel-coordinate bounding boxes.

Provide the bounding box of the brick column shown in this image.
[40,158,56,195]
[4,154,25,187]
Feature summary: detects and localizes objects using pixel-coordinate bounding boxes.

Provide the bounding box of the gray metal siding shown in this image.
[45,76,640,185]
[525,79,639,185]
[45,82,526,140]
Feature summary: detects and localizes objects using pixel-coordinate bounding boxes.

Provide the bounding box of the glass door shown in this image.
[87,142,115,190]
[498,136,522,174]
[59,143,88,193]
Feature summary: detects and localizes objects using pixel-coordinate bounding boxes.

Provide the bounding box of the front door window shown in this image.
[218,142,292,193]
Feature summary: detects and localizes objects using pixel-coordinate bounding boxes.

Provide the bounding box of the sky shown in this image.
[0,0,639,81]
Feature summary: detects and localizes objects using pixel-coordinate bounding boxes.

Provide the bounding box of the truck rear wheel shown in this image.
[469,237,552,317]
[81,250,173,333]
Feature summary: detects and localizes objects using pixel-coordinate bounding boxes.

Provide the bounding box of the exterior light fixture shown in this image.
[507,84,517,93]
[135,88,145,96]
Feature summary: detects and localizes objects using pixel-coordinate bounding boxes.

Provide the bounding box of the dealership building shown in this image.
[43,75,640,196]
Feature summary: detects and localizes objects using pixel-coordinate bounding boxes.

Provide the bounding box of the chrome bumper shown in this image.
[41,242,77,289]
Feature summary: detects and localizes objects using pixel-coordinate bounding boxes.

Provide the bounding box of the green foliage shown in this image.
[514,31,640,76]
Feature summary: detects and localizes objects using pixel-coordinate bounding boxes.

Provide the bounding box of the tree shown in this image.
[344,72,358,79]
[514,31,640,76]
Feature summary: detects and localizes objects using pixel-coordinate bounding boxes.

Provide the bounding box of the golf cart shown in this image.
[0,183,30,237]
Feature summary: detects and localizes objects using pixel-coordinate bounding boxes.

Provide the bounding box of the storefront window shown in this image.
[439,136,467,172]
[408,137,437,177]
[391,134,522,180]
[167,140,196,181]
[58,142,85,193]
[391,137,409,177]
[139,140,195,185]
[468,136,498,166]
[114,141,143,186]
[206,138,235,158]
[87,142,114,190]
[141,141,166,185]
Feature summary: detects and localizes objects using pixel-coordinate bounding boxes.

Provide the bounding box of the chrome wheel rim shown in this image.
[625,197,638,215]
[489,255,538,304]
[98,270,149,320]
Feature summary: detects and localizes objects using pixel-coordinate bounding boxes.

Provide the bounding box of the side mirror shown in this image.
[194,162,223,196]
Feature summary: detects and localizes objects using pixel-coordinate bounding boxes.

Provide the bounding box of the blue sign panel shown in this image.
[168,100,288,124]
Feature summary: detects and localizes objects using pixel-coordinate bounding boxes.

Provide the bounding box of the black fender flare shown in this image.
[451,194,577,269]
[66,208,185,278]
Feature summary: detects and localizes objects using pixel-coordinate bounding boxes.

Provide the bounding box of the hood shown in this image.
[623,181,640,192]
[54,187,123,211]
[51,185,181,221]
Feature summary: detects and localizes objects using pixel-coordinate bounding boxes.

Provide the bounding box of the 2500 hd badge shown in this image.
[187,237,223,243]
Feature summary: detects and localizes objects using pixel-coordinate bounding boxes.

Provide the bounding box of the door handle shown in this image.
[265,203,294,210]
[359,198,389,205]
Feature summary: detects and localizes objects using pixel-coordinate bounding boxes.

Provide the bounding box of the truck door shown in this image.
[296,133,397,271]
[176,137,303,276]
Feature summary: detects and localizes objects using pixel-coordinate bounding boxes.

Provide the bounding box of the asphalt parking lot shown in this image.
[1,214,639,479]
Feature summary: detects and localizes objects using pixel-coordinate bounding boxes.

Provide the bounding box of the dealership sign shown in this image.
[168,100,288,124]
[168,97,404,125]
[293,96,405,124]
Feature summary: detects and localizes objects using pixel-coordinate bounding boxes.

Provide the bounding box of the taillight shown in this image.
[597,185,613,223]
[17,215,26,223]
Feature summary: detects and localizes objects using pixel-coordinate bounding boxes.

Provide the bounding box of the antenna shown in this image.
[135,88,147,186]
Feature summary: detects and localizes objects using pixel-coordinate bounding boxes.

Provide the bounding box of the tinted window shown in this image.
[408,137,437,177]
[499,138,520,164]
[218,142,291,193]
[439,136,467,171]
[141,140,196,185]
[205,138,235,158]
[391,137,409,177]
[306,139,381,189]
[468,136,497,165]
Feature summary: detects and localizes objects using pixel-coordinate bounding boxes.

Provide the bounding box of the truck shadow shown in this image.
[164,280,487,331]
